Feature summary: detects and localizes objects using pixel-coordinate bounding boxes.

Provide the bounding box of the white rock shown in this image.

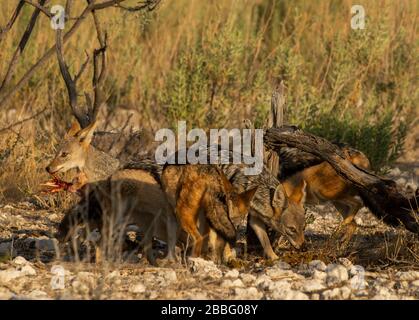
[388,167,401,176]
[396,271,419,281]
[410,280,419,288]
[299,279,326,293]
[225,269,240,279]
[266,268,299,279]
[240,273,256,284]
[234,287,263,300]
[130,283,146,294]
[27,290,49,299]
[106,270,120,280]
[189,293,208,300]
[13,256,29,265]
[338,258,353,269]
[221,279,244,288]
[371,287,398,300]
[308,260,327,272]
[160,270,177,283]
[271,289,309,300]
[348,265,365,277]
[0,288,14,299]
[322,287,352,300]
[326,264,348,286]
[395,178,406,186]
[188,258,222,279]
[274,261,291,270]
[255,275,274,290]
[0,269,23,283]
[268,280,292,292]
[21,265,36,276]
[312,270,327,282]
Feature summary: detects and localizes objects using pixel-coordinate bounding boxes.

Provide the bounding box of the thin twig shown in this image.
[0,107,47,134]
[0,1,25,43]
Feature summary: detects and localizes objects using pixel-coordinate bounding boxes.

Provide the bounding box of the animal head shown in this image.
[263,180,306,249]
[46,120,98,174]
[342,147,371,170]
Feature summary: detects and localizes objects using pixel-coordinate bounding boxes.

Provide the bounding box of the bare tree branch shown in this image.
[0,107,47,134]
[56,28,90,127]
[0,0,48,93]
[0,0,161,109]
[116,0,161,12]
[0,1,25,43]
[264,81,286,177]
[22,0,52,18]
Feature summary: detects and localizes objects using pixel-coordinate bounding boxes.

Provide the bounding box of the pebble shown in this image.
[396,271,419,281]
[224,269,240,279]
[13,256,29,265]
[299,279,326,293]
[21,265,37,276]
[326,264,348,286]
[189,258,222,279]
[130,283,146,294]
[274,261,291,270]
[221,279,244,288]
[322,287,351,300]
[271,289,309,300]
[0,269,22,283]
[308,260,327,272]
[240,273,256,284]
[234,287,263,300]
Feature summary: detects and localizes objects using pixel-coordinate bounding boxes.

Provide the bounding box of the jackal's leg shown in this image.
[333,198,362,242]
[176,202,204,257]
[249,215,279,260]
[223,242,237,264]
[165,213,178,262]
[207,228,228,264]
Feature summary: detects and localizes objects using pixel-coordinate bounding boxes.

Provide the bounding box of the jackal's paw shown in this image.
[267,253,279,261]
[337,223,357,244]
[226,258,246,269]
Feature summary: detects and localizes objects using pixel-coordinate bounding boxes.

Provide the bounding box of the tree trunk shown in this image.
[264,126,419,234]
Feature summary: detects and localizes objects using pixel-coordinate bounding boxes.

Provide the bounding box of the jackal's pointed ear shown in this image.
[239,186,258,207]
[219,169,233,193]
[65,120,81,139]
[288,179,307,204]
[76,120,98,147]
[272,184,287,207]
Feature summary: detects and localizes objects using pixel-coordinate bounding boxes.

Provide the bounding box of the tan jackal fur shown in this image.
[161,164,257,259]
[56,166,178,265]
[282,145,371,241]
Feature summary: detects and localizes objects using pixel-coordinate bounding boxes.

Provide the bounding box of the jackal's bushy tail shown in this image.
[358,187,419,234]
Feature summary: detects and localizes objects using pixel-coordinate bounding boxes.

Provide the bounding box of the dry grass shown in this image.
[0,0,418,202]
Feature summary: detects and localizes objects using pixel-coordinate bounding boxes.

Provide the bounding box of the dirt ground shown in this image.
[0,125,418,300]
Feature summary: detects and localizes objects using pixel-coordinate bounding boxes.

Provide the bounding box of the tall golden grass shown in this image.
[0,0,418,201]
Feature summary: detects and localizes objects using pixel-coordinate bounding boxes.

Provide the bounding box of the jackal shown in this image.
[56,165,178,265]
[219,161,307,260]
[281,144,371,241]
[45,120,120,191]
[161,164,257,259]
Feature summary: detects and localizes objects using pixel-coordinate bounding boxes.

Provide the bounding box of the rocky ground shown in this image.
[0,167,418,300]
